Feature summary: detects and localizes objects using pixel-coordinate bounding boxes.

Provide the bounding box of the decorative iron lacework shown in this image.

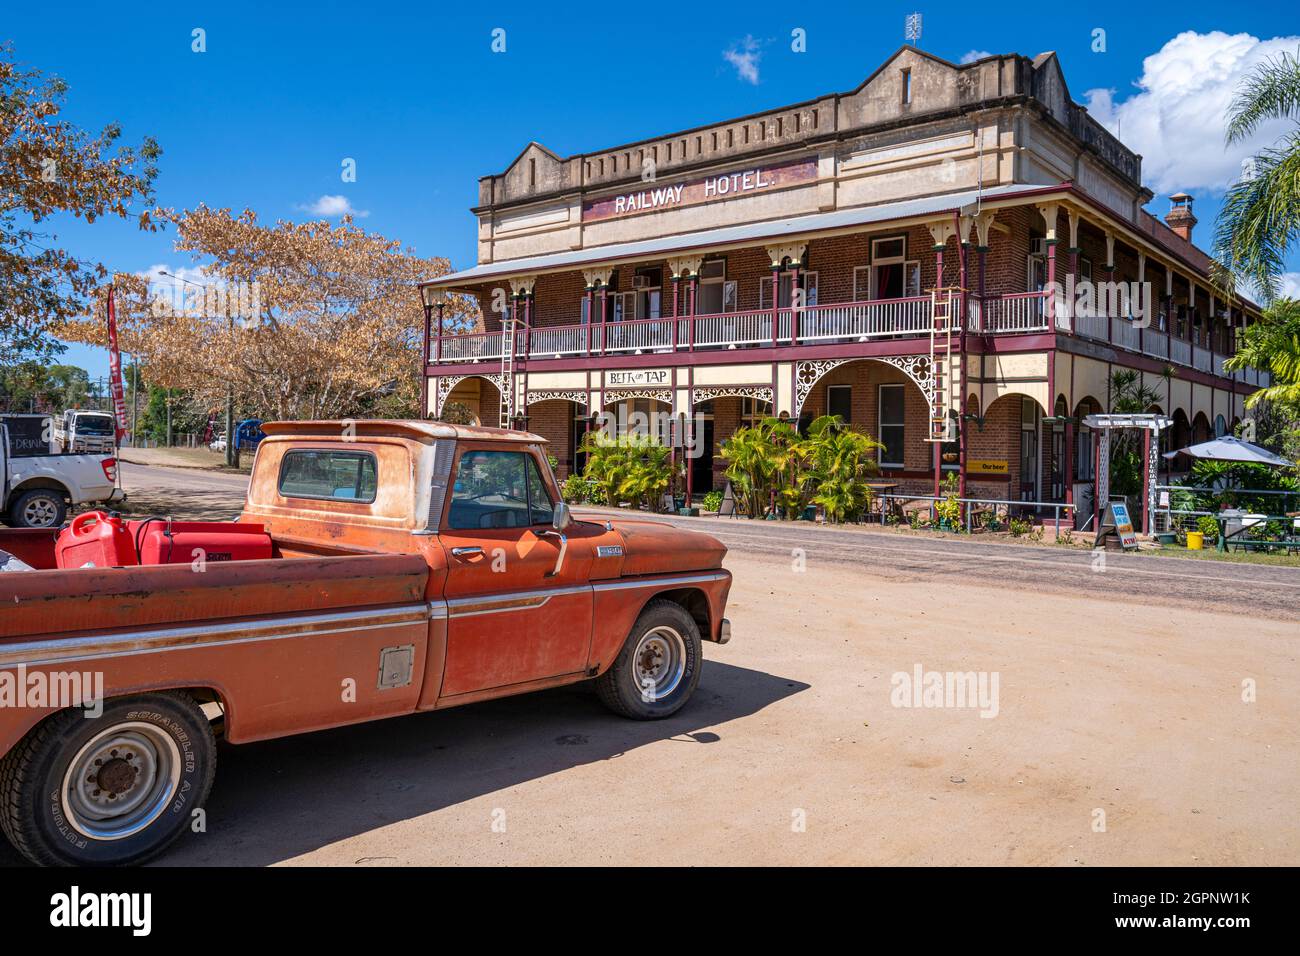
[877,354,935,398]
[794,359,848,415]
[691,386,774,405]
[600,387,673,404]
[526,389,588,406]
[793,356,936,416]
[434,373,507,415]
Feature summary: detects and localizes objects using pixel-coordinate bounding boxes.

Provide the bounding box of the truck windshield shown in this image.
[75,416,115,436]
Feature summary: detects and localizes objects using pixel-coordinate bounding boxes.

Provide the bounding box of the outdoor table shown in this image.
[866,482,900,520]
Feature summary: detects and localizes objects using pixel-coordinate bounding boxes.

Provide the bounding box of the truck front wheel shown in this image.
[0,692,216,866]
[8,489,66,529]
[596,599,702,720]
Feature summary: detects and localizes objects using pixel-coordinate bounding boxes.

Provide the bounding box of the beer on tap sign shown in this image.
[582,158,817,223]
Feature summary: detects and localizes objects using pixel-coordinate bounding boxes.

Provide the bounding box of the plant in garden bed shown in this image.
[700,489,723,513]
[933,473,962,531]
[561,474,598,505]
[805,416,883,523]
[1008,517,1031,537]
[579,431,672,510]
[721,413,881,521]
[1196,514,1222,544]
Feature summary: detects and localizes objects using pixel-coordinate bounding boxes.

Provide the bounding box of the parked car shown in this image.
[51,409,117,454]
[0,421,124,528]
[209,434,227,453]
[0,420,732,865]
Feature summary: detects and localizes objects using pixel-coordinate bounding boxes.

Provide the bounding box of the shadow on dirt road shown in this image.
[0,661,805,867]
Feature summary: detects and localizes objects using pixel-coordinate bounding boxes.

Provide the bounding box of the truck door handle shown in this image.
[537,530,567,577]
[450,546,483,558]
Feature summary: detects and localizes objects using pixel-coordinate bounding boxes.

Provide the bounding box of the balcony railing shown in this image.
[974,292,1049,334]
[430,290,1263,385]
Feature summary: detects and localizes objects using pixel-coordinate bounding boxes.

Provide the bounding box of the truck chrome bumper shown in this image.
[716,618,732,645]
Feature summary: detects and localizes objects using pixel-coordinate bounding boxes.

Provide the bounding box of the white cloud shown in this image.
[723,36,762,85]
[1280,273,1300,299]
[299,194,369,218]
[1084,30,1300,195]
[961,50,993,64]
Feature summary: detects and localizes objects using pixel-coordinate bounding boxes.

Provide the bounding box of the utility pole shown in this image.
[130,358,139,447]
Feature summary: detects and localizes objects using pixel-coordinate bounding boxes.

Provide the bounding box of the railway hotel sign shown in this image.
[583,158,817,222]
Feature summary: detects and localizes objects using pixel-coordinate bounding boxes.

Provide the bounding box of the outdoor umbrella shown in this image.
[1162,435,1295,467]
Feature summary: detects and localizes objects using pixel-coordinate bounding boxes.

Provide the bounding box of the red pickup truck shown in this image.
[0,421,732,866]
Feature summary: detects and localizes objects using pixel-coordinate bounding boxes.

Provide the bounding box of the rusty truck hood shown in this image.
[599,517,727,577]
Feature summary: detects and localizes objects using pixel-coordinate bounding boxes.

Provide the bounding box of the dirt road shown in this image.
[5,462,1290,866]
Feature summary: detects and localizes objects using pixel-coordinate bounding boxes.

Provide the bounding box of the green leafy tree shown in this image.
[1214,48,1300,302]
[1225,298,1300,408]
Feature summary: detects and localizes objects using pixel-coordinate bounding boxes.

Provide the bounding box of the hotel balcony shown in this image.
[426,291,1267,387]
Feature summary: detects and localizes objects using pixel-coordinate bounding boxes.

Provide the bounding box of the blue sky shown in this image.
[6,0,1298,379]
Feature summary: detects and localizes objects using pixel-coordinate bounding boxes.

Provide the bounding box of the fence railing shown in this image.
[875,493,1077,536]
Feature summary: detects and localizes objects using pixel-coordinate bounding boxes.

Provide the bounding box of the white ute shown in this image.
[0,421,124,528]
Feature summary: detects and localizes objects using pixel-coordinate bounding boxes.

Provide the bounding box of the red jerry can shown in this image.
[55,511,140,569]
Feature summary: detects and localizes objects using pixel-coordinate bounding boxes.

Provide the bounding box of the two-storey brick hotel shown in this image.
[418,47,1265,520]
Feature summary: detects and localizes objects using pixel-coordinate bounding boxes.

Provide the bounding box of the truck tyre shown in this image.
[596,599,702,720]
[8,489,66,529]
[0,692,216,866]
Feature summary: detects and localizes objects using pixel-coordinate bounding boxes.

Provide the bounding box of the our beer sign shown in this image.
[583,158,817,222]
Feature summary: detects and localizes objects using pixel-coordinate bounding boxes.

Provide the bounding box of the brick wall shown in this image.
[526,399,578,477]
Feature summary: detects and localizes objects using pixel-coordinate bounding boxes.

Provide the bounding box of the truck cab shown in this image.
[54,409,116,454]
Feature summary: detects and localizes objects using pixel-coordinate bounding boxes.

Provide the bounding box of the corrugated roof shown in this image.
[420,184,1041,289]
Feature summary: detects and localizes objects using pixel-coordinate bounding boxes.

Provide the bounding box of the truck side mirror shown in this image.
[553,501,573,531]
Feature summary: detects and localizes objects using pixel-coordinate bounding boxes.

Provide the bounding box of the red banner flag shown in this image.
[106,284,128,442]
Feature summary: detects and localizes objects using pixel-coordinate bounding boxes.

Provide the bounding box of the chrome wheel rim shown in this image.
[62,722,182,841]
[632,625,687,700]
[22,496,58,527]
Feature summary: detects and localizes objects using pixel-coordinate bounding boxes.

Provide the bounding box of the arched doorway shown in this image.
[1192,411,1212,444]
[438,375,501,425]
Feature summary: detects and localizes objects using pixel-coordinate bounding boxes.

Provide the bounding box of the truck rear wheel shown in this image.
[596,599,702,720]
[0,692,216,866]
[8,489,66,529]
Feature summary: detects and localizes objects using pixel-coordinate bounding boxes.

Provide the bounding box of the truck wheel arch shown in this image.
[9,477,72,501]
[0,685,232,761]
[642,587,712,641]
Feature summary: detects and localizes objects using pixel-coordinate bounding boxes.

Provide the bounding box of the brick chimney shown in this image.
[1164,192,1197,242]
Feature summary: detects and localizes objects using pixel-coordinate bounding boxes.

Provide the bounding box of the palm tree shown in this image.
[1224,298,1300,407]
[1214,49,1300,303]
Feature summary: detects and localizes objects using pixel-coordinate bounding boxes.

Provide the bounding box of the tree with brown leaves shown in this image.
[0,43,161,365]
[59,207,478,421]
